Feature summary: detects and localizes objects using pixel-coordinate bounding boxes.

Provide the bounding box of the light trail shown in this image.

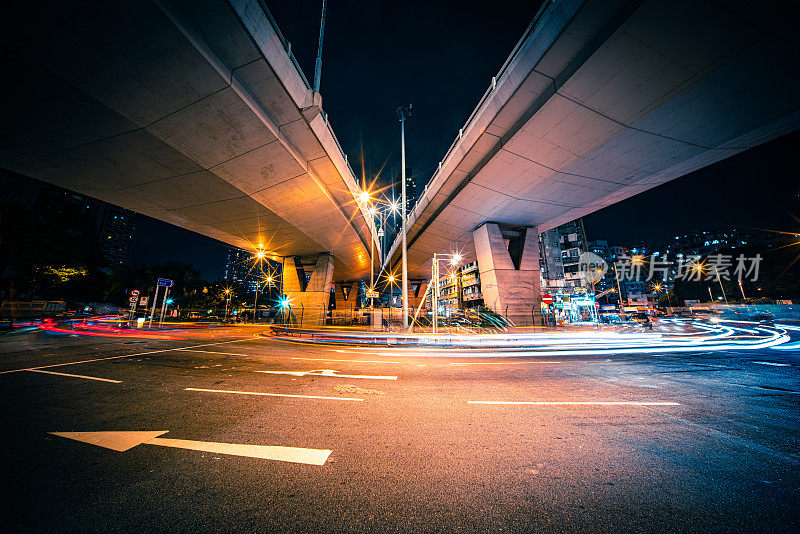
[265,319,796,356]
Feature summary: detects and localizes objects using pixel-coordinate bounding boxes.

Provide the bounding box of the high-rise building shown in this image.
[0,170,136,268]
[539,219,588,291]
[223,248,259,293]
[96,204,136,266]
[223,248,281,294]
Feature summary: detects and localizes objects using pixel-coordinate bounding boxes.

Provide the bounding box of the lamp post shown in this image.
[691,261,706,303]
[398,105,411,328]
[361,191,400,310]
[431,252,461,334]
[223,289,231,322]
[358,191,378,309]
[252,249,267,323]
[653,282,670,309]
[369,207,375,309]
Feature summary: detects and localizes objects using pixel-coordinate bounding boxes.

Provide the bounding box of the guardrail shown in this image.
[406,0,552,221]
[254,0,371,249]
[255,0,311,90]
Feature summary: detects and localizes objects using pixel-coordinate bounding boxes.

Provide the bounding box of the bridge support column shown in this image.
[334,281,359,310]
[406,280,428,311]
[473,223,541,326]
[283,254,334,326]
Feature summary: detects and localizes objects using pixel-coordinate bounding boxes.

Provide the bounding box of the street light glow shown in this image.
[387,274,395,283]
[450,253,462,265]
[358,191,371,204]
[255,250,265,259]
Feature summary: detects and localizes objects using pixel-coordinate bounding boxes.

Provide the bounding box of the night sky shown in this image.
[129,0,800,279]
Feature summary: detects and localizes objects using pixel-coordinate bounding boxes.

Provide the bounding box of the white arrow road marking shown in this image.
[467,401,681,406]
[184,387,364,401]
[256,369,397,380]
[27,369,121,383]
[50,431,331,465]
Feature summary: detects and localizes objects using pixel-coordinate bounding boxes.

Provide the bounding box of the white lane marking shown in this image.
[27,369,121,383]
[175,349,248,356]
[752,361,790,367]
[291,357,399,364]
[467,401,680,406]
[0,339,251,375]
[184,387,363,401]
[50,431,331,465]
[256,369,397,380]
[449,361,561,366]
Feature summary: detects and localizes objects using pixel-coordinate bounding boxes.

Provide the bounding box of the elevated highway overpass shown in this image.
[385,0,800,324]
[1,0,376,311]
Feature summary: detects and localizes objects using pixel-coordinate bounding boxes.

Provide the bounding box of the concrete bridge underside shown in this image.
[386,0,800,287]
[0,0,374,282]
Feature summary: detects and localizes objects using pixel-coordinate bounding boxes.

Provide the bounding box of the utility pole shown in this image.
[313,0,327,94]
[398,105,412,328]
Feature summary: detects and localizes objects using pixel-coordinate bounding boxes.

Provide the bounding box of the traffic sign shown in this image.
[541,293,553,305]
[157,278,173,287]
[377,228,385,237]
[139,297,149,306]
[365,290,379,299]
[129,297,138,303]
[131,289,140,296]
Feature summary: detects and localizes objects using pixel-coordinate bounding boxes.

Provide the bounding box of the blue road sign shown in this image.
[157,278,174,287]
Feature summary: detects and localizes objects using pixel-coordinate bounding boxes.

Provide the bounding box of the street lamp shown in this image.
[223,288,232,322]
[398,104,412,328]
[361,192,397,309]
[251,248,269,322]
[431,252,461,334]
[690,261,706,302]
[359,193,378,308]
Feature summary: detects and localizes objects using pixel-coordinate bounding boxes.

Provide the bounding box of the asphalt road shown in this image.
[0,324,797,533]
